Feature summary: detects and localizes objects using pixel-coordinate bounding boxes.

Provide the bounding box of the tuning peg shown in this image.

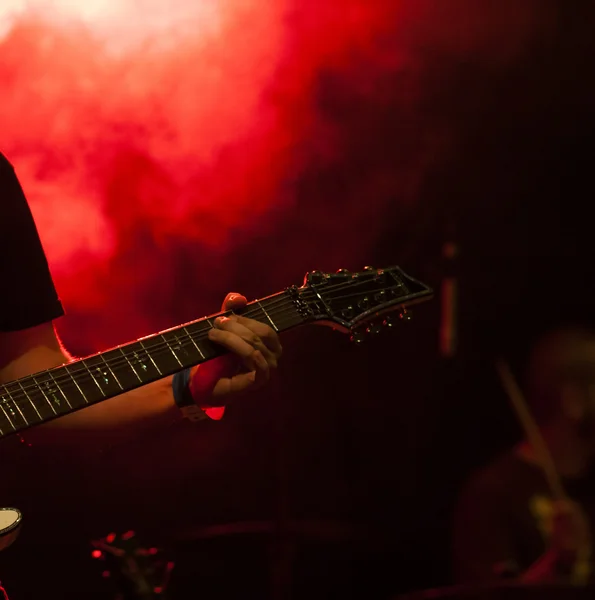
[363,266,375,272]
[336,269,351,276]
[350,330,366,344]
[306,270,326,285]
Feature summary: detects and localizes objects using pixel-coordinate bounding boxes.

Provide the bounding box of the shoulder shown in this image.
[0,152,33,222]
[0,151,14,170]
[0,151,23,204]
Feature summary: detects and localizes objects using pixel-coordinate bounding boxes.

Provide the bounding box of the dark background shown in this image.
[2,1,595,598]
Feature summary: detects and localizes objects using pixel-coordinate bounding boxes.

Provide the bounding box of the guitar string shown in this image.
[0,306,300,424]
[0,278,420,423]
[5,275,406,394]
[0,279,420,430]
[21,276,411,394]
[0,302,309,433]
[0,278,419,424]
[0,288,340,409]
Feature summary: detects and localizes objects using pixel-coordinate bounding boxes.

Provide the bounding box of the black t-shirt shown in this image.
[0,152,64,331]
[452,450,595,584]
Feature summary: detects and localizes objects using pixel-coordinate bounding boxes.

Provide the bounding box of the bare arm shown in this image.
[0,294,280,445]
[0,322,185,445]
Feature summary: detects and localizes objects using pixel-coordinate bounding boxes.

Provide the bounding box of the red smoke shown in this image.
[0,0,551,352]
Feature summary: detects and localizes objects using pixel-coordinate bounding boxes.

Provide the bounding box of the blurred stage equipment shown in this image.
[439,240,458,358]
[93,519,381,599]
[396,583,595,599]
[91,531,173,600]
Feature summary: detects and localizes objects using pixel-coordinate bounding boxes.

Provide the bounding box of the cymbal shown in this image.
[396,583,595,599]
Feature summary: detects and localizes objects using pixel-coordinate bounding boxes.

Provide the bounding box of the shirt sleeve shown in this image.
[0,153,64,331]
[451,474,521,583]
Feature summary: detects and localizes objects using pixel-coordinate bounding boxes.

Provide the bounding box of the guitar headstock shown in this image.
[292,266,432,342]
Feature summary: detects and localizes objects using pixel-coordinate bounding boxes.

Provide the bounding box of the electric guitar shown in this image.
[0,266,433,550]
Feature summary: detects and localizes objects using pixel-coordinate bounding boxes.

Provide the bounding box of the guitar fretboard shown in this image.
[0,290,304,439]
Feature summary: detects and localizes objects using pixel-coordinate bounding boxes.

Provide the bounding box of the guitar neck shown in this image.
[0,290,305,439]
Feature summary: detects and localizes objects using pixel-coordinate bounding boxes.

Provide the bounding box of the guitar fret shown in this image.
[82,361,107,397]
[62,365,90,408]
[176,329,203,365]
[100,355,123,391]
[164,334,184,367]
[31,375,59,416]
[98,347,147,389]
[184,320,222,364]
[0,400,16,431]
[184,327,205,359]
[138,341,163,376]
[68,370,90,404]
[120,348,143,383]
[16,381,42,420]
[11,395,28,425]
[258,292,304,330]
[257,301,278,332]
[48,371,73,409]
[0,399,7,434]
[0,400,14,435]
[92,372,107,396]
[144,332,189,374]
[0,385,33,428]
[59,360,100,409]
[116,344,162,383]
[204,319,218,358]
[82,356,125,397]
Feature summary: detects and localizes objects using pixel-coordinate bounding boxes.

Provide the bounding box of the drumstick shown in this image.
[495,358,591,584]
[495,359,566,500]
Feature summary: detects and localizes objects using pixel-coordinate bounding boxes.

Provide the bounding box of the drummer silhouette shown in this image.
[452,326,595,584]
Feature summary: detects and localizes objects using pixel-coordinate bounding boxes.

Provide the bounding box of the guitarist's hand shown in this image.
[189,293,282,411]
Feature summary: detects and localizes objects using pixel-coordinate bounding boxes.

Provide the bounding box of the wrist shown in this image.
[189,366,226,420]
[172,368,209,422]
[172,367,226,422]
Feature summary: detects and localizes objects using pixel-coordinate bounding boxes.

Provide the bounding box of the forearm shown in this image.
[1,324,221,446]
[35,374,179,433]
[25,368,225,448]
[2,325,177,431]
[19,372,181,450]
